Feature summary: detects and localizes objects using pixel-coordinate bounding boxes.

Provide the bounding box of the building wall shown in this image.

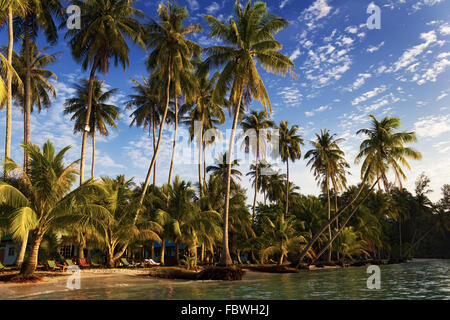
[0,242,19,266]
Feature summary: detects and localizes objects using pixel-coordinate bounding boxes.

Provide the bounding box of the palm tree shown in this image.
[279,121,303,215]
[304,129,349,262]
[14,0,66,172]
[204,0,295,265]
[0,0,27,179]
[186,66,225,191]
[96,176,161,267]
[65,0,145,185]
[207,152,242,193]
[296,115,421,266]
[64,77,119,179]
[136,1,201,222]
[0,140,107,276]
[241,110,274,218]
[126,76,164,187]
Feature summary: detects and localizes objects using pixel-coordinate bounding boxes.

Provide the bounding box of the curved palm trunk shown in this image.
[326,175,332,262]
[15,232,28,267]
[79,60,99,185]
[295,174,379,267]
[4,8,13,179]
[20,230,44,277]
[168,97,178,184]
[311,179,379,264]
[252,141,260,219]
[91,129,95,179]
[332,180,340,261]
[221,94,243,266]
[135,70,172,224]
[285,159,289,215]
[24,18,31,172]
[78,234,86,260]
[198,126,203,192]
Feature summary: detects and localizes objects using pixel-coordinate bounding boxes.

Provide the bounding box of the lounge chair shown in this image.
[0,261,13,272]
[120,258,136,268]
[144,258,160,267]
[47,260,63,271]
[65,259,76,267]
[90,259,101,267]
[78,258,90,268]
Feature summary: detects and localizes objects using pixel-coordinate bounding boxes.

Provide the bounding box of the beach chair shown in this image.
[65,259,76,267]
[144,258,160,267]
[0,261,13,272]
[120,258,136,268]
[90,259,101,268]
[47,260,63,271]
[78,258,90,268]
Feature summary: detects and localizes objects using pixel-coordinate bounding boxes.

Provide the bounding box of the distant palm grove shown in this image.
[0,0,449,278]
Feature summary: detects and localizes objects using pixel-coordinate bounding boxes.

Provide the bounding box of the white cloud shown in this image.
[439,23,450,35]
[205,2,220,14]
[415,115,450,138]
[289,48,301,61]
[352,85,388,105]
[187,0,199,11]
[367,41,385,53]
[345,26,358,34]
[280,0,289,9]
[299,0,332,30]
[346,73,372,91]
[277,87,303,107]
[416,56,450,85]
[436,93,448,101]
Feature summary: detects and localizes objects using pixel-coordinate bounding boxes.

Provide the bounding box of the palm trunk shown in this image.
[151,241,155,260]
[201,244,205,263]
[152,115,157,187]
[326,175,332,262]
[135,69,172,224]
[278,253,284,265]
[24,19,31,172]
[399,219,402,259]
[168,97,178,184]
[296,174,379,267]
[78,235,85,260]
[198,125,203,192]
[4,8,13,179]
[161,239,165,265]
[311,178,379,264]
[334,186,340,261]
[220,93,243,266]
[91,129,95,179]
[20,230,44,277]
[15,232,28,267]
[202,141,207,186]
[285,159,289,215]
[175,243,179,265]
[79,60,99,185]
[252,141,259,219]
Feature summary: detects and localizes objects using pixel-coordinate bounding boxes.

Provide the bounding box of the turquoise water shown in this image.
[2,260,449,300]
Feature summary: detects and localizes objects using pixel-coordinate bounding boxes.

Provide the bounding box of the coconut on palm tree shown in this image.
[65,0,145,185]
[64,77,119,179]
[0,140,107,277]
[278,121,303,215]
[204,0,295,265]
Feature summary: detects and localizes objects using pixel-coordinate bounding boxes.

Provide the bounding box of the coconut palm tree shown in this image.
[0,0,27,179]
[64,77,119,179]
[136,1,202,222]
[304,129,349,262]
[279,121,303,215]
[0,140,107,276]
[65,0,145,185]
[297,115,421,266]
[204,0,295,265]
[240,110,274,218]
[206,152,242,193]
[186,65,225,191]
[126,76,164,187]
[95,175,161,267]
[14,0,66,172]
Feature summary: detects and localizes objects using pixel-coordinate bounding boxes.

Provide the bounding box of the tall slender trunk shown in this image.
[326,174,332,262]
[78,234,85,260]
[202,140,207,186]
[135,69,172,224]
[168,97,178,184]
[296,174,379,267]
[152,115,157,187]
[24,19,31,172]
[79,60,99,185]
[198,126,203,192]
[20,230,44,276]
[161,239,165,265]
[220,93,243,266]
[175,243,179,265]
[252,140,260,219]
[285,159,289,215]
[151,242,155,260]
[4,8,13,178]
[201,244,205,263]
[91,129,95,179]
[15,232,28,267]
[333,180,340,261]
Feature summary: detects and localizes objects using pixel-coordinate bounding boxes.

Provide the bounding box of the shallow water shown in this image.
[1,260,449,300]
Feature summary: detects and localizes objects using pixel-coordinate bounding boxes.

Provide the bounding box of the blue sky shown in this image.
[1,0,449,202]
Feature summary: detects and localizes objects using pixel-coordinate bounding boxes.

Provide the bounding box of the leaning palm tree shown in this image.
[64,77,119,179]
[204,0,295,265]
[0,0,27,178]
[279,121,303,215]
[296,115,421,266]
[126,76,164,187]
[241,110,274,217]
[304,129,348,262]
[0,140,107,277]
[14,0,66,172]
[65,0,145,185]
[136,1,201,222]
